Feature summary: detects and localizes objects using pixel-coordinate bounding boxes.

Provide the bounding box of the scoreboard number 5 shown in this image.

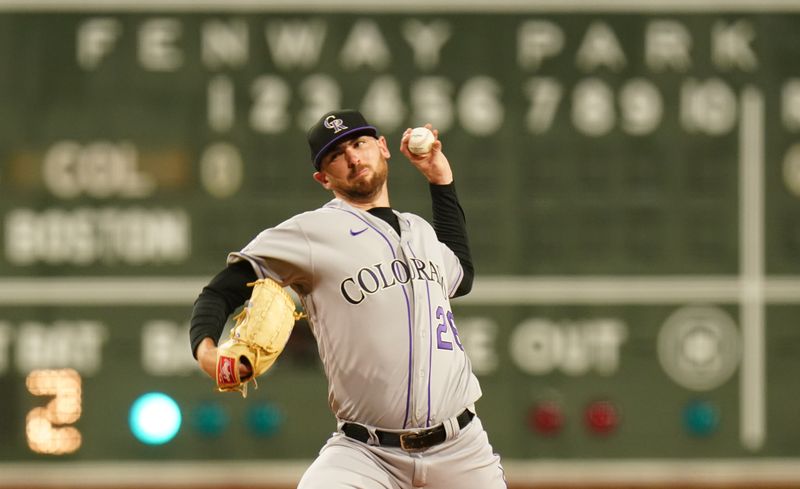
[25,369,83,455]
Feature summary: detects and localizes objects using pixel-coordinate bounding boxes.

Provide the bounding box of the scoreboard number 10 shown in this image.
[25,369,83,455]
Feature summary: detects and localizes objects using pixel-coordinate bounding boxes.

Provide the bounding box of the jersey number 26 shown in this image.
[435,306,464,351]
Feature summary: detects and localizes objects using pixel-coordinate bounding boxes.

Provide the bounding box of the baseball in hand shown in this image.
[408,127,435,155]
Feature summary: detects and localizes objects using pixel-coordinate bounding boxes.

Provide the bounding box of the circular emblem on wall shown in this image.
[657,306,741,391]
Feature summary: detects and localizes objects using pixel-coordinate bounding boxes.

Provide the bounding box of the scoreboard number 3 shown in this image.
[25,369,83,455]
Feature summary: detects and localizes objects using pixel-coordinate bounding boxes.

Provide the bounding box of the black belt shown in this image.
[341,409,474,452]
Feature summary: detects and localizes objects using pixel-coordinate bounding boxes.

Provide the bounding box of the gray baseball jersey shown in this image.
[228,197,482,430]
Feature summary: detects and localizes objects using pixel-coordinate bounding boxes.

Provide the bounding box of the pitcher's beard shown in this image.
[340,165,388,203]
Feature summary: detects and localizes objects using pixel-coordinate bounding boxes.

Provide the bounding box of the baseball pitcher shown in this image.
[190,109,506,488]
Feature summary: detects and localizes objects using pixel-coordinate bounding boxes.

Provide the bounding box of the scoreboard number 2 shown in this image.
[25,369,83,455]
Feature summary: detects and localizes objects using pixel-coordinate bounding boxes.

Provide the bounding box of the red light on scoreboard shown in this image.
[584,400,619,435]
[528,401,565,436]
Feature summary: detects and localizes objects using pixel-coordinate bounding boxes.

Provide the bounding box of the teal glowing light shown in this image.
[246,403,283,437]
[129,392,182,445]
[683,399,719,437]
[192,402,229,437]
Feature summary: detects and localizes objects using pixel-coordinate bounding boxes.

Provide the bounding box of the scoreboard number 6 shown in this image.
[25,369,83,455]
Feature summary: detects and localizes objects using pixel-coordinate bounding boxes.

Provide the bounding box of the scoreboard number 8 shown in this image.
[25,369,83,455]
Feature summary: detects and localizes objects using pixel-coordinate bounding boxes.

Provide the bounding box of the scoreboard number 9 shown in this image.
[25,368,83,455]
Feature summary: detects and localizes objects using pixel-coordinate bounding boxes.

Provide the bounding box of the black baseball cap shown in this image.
[307,109,379,170]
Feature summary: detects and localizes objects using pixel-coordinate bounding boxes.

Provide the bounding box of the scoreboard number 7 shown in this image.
[25,369,83,455]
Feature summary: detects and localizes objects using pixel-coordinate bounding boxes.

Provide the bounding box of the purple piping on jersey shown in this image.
[334,207,415,429]
[448,262,464,297]
[236,252,269,279]
[406,243,434,428]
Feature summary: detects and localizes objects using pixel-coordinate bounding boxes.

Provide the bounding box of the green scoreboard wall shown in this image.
[1,0,800,479]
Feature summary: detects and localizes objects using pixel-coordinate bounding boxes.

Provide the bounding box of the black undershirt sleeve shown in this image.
[189,260,257,358]
[429,182,474,297]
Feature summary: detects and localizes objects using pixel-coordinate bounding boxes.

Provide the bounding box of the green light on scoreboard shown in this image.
[246,403,284,437]
[191,401,229,437]
[129,392,182,445]
[683,399,720,437]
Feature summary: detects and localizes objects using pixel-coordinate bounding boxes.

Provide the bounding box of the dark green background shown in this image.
[1,11,799,461]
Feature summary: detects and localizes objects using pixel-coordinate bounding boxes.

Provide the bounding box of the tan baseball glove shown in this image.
[216,278,305,397]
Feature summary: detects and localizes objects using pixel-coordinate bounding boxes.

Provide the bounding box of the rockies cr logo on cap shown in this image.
[307,109,377,170]
[324,115,348,134]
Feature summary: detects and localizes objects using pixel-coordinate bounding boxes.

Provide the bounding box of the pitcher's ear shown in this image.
[377,135,391,159]
[313,171,329,187]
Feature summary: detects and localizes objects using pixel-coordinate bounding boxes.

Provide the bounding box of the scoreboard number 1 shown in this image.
[25,369,83,455]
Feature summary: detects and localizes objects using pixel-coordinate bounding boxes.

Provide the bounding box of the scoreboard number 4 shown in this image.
[25,369,83,455]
